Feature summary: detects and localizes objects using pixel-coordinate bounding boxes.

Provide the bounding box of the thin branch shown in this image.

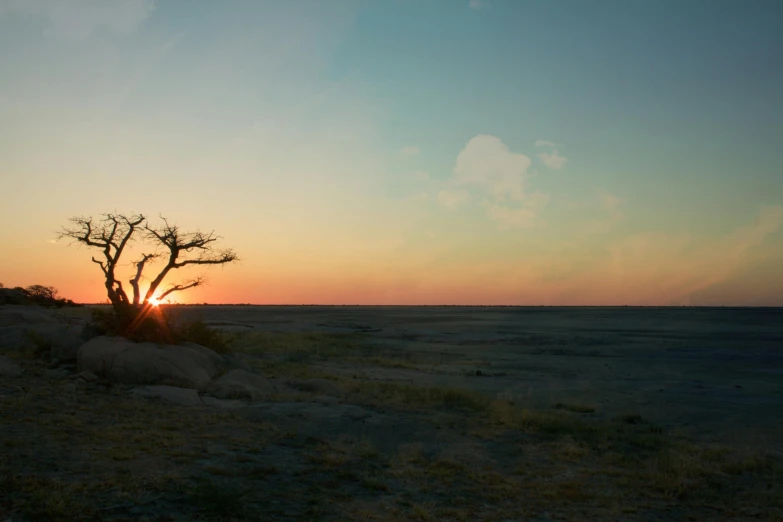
[157,277,205,301]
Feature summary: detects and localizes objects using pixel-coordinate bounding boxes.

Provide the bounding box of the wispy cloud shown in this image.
[0,0,155,39]
[437,188,470,209]
[400,146,420,158]
[597,190,622,212]
[469,0,491,9]
[535,140,568,170]
[484,192,549,229]
[582,190,625,234]
[552,205,783,305]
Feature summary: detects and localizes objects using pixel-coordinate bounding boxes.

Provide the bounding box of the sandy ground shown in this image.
[173,305,783,447]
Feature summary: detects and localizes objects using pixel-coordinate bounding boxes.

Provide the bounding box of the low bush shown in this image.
[88,305,231,353]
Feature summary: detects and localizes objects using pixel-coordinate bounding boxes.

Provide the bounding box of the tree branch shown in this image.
[156,277,205,301]
[129,253,159,306]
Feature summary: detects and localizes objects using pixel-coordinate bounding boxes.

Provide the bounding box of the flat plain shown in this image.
[2,305,782,520]
[180,305,783,446]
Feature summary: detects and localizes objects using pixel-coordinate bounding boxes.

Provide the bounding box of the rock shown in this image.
[76,370,99,383]
[222,353,254,372]
[44,368,71,379]
[0,355,22,377]
[0,324,84,361]
[78,336,225,388]
[200,396,248,409]
[203,369,276,402]
[0,305,64,327]
[130,385,204,407]
[287,378,344,398]
[310,395,340,405]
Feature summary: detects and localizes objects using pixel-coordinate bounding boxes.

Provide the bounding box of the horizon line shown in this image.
[79,303,783,309]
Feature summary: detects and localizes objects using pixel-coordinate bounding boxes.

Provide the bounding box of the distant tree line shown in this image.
[0,283,79,308]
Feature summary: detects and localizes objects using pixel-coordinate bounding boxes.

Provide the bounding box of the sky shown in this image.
[1,0,782,306]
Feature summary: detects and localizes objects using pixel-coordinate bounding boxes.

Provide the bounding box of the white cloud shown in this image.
[0,0,155,39]
[441,134,550,228]
[469,0,490,9]
[454,134,531,201]
[535,140,568,170]
[437,188,470,209]
[400,146,420,158]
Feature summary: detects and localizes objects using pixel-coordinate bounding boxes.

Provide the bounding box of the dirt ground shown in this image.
[1,305,782,521]
[178,305,783,445]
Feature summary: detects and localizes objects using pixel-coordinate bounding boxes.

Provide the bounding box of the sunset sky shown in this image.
[1,0,782,305]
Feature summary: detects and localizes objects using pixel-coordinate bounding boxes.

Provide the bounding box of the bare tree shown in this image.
[59,213,238,320]
[142,217,238,304]
[58,213,145,309]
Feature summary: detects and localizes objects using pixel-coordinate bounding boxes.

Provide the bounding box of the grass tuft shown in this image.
[554,402,596,413]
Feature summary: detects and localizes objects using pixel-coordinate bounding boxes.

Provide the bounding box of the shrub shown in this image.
[175,319,232,354]
[87,306,232,353]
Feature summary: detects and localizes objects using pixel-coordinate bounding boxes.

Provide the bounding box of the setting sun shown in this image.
[148,297,161,307]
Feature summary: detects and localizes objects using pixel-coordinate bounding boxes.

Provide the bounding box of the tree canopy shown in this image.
[59,213,238,311]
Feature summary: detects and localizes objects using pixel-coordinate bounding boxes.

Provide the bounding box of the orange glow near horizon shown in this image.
[1,204,782,307]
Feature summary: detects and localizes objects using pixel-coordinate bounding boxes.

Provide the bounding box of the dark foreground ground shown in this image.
[2,306,782,520]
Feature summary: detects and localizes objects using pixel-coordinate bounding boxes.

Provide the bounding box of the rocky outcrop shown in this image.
[77,336,226,388]
[0,324,84,360]
[130,385,204,407]
[203,369,276,402]
[0,305,86,361]
[0,305,65,327]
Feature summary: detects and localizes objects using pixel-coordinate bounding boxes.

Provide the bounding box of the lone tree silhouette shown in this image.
[59,213,237,329]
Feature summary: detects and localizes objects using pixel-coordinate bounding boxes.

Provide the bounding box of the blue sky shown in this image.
[1,0,782,305]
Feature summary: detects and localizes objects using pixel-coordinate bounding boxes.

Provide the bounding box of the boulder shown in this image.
[78,336,225,388]
[0,324,85,360]
[200,396,248,409]
[75,370,99,383]
[203,369,276,402]
[0,305,65,327]
[0,355,22,377]
[130,385,204,407]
